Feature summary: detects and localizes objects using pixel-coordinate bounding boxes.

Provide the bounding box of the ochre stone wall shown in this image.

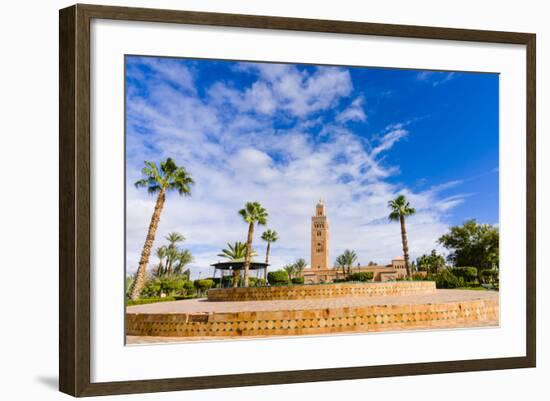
[207,281,436,302]
[126,298,498,338]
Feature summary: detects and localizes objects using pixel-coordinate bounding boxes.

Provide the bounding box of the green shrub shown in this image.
[126,296,176,306]
[173,294,199,300]
[480,269,499,284]
[267,270,290,285]
[451,267,478,283]
[125,275,135,298]
[212,275,234,288]
[348,272,374,282]
[434,269,465,289]
[249,277,267,287]
[183,280,196,296]
[194,279,214,292]
[291,277,305,285]
[140,278,162,298]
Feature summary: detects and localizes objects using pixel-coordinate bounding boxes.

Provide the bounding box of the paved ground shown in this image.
[127,289,498,314]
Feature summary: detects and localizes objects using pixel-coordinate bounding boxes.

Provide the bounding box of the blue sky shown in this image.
[125,56,499,276]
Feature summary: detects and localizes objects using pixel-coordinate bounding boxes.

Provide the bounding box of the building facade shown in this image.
[303,201,410,283]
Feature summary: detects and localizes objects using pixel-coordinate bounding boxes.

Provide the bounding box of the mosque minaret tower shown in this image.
[310,199,330,270]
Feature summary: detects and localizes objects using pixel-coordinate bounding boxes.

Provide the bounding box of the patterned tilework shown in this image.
[207,281,436,302]
[126,298,499,338]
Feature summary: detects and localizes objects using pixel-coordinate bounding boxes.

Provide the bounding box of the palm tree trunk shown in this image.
[265,241,271,264]
[242,222,254,287]
[158,258,164,276]
[130,189,166,300]
[232,268,240,287]
[166,248,174,275]
[400,215,412,278]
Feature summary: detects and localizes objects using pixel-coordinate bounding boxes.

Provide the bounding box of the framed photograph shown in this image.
[59,4,536,397]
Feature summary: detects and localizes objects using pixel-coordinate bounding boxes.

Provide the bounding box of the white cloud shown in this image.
[416,71,456,87]
[336,96,367,124]
[128,57,197,94]
[126,60,465,279]
[371,126,408,157]
[210,63,353,117]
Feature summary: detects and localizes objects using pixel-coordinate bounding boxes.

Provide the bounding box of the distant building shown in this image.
[303,200,409,283]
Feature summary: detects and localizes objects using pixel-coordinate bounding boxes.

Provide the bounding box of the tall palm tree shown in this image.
[165,231,185,274]
[239,202,268,287]
[129,158,194,300]
[261,229,279,264]
[388,194,416,278]
[218,242,258,287]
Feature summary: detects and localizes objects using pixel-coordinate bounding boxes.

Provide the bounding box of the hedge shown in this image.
[348,272,374,282]
[126,296,176,306]
[194,279,214,292]
[434,269,465,289]
[267,270,290,285]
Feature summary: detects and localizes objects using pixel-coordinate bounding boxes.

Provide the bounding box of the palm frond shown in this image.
[135,158,194,198]
[388,194,416,219]
[261,229,279,242]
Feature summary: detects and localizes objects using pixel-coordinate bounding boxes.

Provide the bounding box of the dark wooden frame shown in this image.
[59,3,536,397]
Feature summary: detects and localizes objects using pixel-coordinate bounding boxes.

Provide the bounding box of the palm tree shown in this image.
[293,258,307,278]
[342,249,358,276]
[388,194,416,278]
[283,264,296,281]
[261,229,279,264]
[335,254,347,278]
[129,158,194,300]
[174,249,193,274]
[154,246,167,276]
[217,242,256,261]
[218,242,258,287]
[165,232,185,274]
[336,250,357,278]
[239,202,268,287]
[166,232,185,247]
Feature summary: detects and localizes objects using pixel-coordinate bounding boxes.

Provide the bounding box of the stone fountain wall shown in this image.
[207,281,436,302]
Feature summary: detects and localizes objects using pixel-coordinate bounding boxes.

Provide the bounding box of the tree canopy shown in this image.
[239,202,268,226]
[218,242,257,262]
[438,219,499,271]
[134,157,194,195]
[261,229,279,243]
[335,249,358,276]
[416,249,446,274]
[387,194,416,221]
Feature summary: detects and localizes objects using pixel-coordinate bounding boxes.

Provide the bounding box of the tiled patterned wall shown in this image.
[207,281,436,302]
[126,299,498,338]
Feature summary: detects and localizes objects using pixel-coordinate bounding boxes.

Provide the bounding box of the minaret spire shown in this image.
[311,200,329,270]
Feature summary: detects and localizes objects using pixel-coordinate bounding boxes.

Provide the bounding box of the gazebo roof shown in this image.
[210,261,269,270]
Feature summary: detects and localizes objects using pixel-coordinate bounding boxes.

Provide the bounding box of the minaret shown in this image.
[311,199,329,270]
